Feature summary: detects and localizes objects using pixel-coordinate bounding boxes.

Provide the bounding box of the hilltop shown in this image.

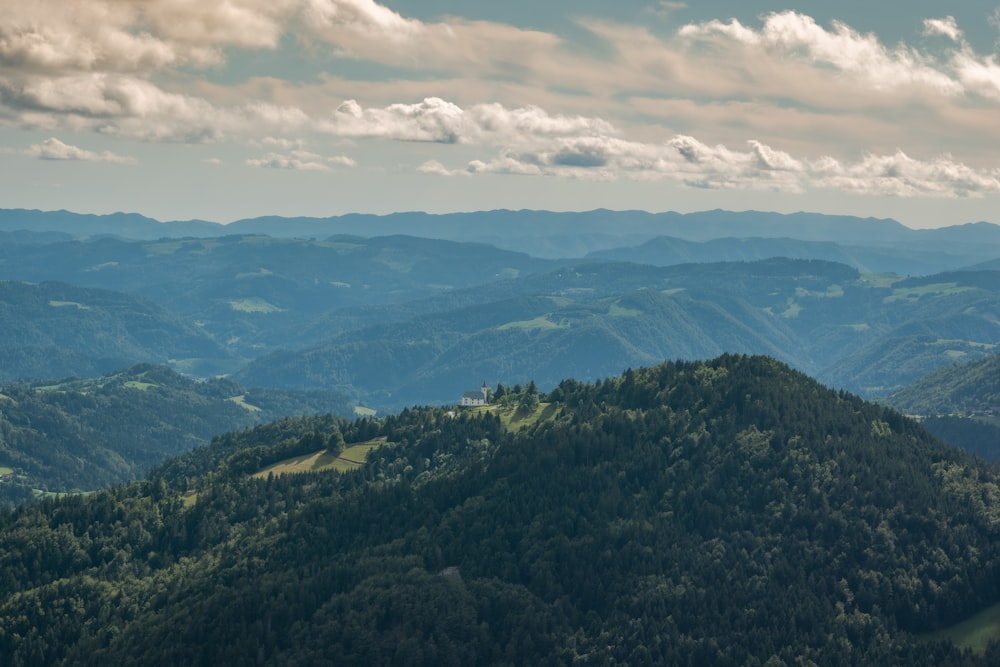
[1,356,1000,664]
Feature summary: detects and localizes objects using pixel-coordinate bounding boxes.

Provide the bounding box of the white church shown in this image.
[460,382,490,406]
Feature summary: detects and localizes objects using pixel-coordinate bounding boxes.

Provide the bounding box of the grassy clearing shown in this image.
[253,450,343,478]
[235,268,274,279]
[32,489,91,500]
[0,466,13,475]
[181,490,198,508]
[228,395,262,412]
[123,381,155,391]
[496,402,558,431]
[353,406,377,417]
[229,298,283,313]
[314,240,365,252]
[782,302,802,318]
[48,300,90,310]
[145,241,184,255]
[884,282,974,303]
[608,302,641,318]
[253,438,390,478]
[925,601,1000,654]
[860,273,903,288]
[498,316,568,332]
[334,441,387,471]
[795,285,844,298]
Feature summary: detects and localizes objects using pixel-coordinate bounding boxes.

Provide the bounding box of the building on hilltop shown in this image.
[460,381,490,406]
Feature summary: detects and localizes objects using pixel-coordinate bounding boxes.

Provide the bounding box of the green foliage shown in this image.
[1,357,1000,663]
[0,365,354,507]
[888,353,1000,416]
[236,261,1000,408]
[0,281,230,381]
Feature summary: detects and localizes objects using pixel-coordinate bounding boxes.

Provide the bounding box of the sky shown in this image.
[3,1,1000,228]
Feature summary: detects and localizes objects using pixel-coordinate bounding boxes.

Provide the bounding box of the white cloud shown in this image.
[246,148,355,171]
[247,150,331,171]
[923,17,963,42]
[25,137,134,162]
[417,159,463,176]
[325,97,616,144]
[327,154,356,167]
[453,131,1000,199]
[679,11,961,94]
[302,0,421,42]
[3,1,1000,212]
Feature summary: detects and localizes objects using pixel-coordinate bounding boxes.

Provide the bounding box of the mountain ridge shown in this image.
[2,356,1000,664]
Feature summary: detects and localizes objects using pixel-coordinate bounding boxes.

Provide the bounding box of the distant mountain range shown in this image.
[234,260,1000,407]
[4,206,1000,265]
[2,207,1000,411]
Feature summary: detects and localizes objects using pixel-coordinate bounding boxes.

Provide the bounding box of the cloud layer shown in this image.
[25,137,134,163]
[3,1,1000,204]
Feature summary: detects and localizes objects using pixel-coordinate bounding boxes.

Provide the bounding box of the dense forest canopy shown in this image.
[0,364,355,507]
[1,355,999,665]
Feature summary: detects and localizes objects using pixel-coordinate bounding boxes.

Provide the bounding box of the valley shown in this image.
[2,208,1000,663]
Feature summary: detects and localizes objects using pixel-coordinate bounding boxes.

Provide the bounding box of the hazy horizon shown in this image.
[2,1,1000,228]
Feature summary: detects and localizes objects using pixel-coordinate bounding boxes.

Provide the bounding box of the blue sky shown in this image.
[3,1,1000,228]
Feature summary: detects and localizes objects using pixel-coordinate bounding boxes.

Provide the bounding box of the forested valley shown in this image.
[0,364,354,507]
[2,356,1000,665]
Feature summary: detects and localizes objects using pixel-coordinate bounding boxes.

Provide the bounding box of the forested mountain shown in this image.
[588,235,986,275]
[884,354,1000,462]
[1,356,999,664]
[0,281,231,380]
[0,235,557,357]
[3,210,1000,409]
[888,353,1000,416]
[237,260,1000,407]
[0,364,355,507]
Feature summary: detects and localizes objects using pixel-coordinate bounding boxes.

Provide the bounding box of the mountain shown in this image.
[1,356,1000,664]
[4,207,1000,260]
[588,235,991,275]
[0,364,357,507]
[0,281,232,380]
[881,354,1000,462]
[0,235,558,357]
[4,212,1000,403]
[888,353,1000,416]
[237,260,1000,407]
[0,209,220,240]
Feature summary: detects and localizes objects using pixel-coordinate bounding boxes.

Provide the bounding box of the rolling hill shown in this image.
[237,260,1000,407]
[0,235,558,357]
[0,364,356,507]
[0,281,232,380]
[1,357,999,664]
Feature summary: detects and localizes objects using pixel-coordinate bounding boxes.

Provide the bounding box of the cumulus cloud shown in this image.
[675,10,1000,103]
[25,136,134,162]
[3,0,1000,209]
[246,149,355,170]
[325,97,616,144]
[417,160,463,176]
[679,11,960,94]
[923,17,963,42]
[456,131,1000,199]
